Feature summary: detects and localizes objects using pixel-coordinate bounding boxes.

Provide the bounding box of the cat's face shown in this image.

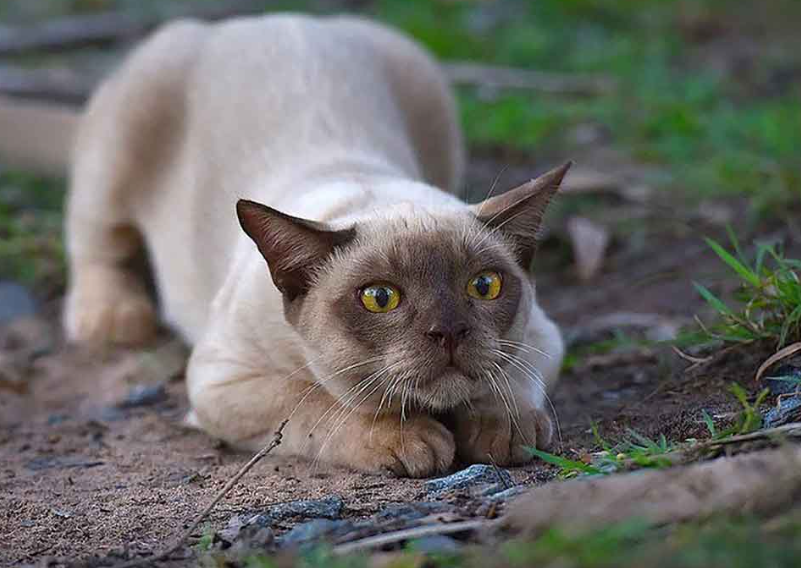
[295,211,534,411]
[237,163,570,413]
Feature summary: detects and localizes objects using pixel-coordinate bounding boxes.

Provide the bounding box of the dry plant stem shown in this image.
[442,62,616,95]
[755,341,801,383]
[114,420,288,568]
[333,519,494,555]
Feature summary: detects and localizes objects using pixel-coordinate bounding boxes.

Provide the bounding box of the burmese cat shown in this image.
[0,14,567,477]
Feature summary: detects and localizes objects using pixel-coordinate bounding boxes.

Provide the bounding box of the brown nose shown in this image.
[425,322,471,352]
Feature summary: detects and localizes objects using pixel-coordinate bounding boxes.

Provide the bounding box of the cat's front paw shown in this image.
[325,414,455,477]
[452,406,553,466]
[64,267,157,346]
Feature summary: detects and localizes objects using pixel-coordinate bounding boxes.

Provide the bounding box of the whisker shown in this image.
[493,349,563,447]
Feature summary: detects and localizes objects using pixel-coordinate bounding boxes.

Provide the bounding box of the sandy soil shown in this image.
[0,176,771,566]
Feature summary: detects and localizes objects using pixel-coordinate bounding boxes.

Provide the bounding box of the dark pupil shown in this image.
[475,276,491,296]
[374,287,390,308]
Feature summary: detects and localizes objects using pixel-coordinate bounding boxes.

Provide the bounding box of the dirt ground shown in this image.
[0,152,776,566]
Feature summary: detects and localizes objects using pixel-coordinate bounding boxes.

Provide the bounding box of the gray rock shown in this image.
[375,501,455,523]
[0,282,37,325]
[764,395,801,428]
[268,495,344,522]
[483,485,526,501]
[279,518,354,547]
[425,464,513,495]
[409,535,462,555]
[117,384,167,408]
[765,366,801,397]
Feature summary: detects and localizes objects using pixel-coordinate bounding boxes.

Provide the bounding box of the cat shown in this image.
[0,14,567,477]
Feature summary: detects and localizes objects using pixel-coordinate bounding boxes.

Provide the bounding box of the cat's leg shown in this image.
[62,89,160,345]
[187,341,455,477]
[452,309,565,466]
[63,21,204,345]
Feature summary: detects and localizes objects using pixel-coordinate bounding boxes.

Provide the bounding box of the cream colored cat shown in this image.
[0,14,568,477]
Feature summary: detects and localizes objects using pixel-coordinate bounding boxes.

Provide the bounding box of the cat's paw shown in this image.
[452,406,553,466]
[328,414,455,477]
[64,268,157,346]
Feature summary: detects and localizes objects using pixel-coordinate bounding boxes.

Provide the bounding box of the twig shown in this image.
[442,61,616,96]
[755,342,801,384]
[332,519,493,555]
[114,420,288,568]
[0,0,267,56]
[487,454,512,490]
[703,422,801,447]
[0,66,94,104]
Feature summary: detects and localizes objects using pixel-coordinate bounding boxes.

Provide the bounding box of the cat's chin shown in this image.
[413,367,474,411]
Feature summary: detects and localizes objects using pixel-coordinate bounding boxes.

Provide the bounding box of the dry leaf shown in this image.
[567,216,610,281]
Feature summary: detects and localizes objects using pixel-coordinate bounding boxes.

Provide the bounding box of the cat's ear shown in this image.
[471,162,571,267]
[237,199,355,301]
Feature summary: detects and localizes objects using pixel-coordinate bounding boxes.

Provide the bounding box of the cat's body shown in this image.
[1,14,566,476]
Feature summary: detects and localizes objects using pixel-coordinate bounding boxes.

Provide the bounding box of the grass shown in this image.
[0,171,66,287]
[232,512,801,568]
[370,0,801,208]
[692,232,801,348]
[702,383,770,441]
[528,426,687,479]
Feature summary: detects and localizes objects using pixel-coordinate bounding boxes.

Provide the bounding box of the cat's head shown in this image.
[237,163,569,413]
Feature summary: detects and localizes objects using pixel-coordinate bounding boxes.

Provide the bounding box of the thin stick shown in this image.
[442,62,616,96]
[332,519,493,556]
[114,420,288,568]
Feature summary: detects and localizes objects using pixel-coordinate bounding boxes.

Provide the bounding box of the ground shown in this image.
[1,0,800,567]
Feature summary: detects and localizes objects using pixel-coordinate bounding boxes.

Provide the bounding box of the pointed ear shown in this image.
[471,162,571,267]
[236,199,355,301]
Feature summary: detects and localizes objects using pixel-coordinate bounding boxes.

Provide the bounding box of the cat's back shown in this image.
[183,13,461,193]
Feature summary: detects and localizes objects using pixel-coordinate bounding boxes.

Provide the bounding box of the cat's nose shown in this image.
[425,322,471,350]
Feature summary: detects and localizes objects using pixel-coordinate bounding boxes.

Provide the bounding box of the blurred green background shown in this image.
[1,0,800,288]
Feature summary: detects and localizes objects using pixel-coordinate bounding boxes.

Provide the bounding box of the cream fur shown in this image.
[7,14,565,476]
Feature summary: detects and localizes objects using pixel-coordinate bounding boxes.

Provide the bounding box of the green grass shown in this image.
[529,426,687,479]
[371,0,801,208]
[0,171,66,287]
[237,513,801,568]
[692,233,801,348]
[702,383,770,440]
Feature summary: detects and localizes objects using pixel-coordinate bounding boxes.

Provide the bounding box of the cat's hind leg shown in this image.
[63,21,204,345]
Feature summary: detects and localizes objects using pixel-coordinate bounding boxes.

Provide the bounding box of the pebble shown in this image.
[765,365,801,397]
[763,396,801,428]
[409,535,463,554]
[425,464,513,496]
[117,384,167,408]
[279,518,354,547]
[0,282,37,325]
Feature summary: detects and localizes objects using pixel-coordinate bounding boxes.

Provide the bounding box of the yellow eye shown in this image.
[360,284,401,313]
[467,271,502,300]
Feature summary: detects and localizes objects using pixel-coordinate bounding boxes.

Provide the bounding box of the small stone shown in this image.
[765,365,801,397]
[763,396,801,428]
[0,282,37,325]
[425,464,513,496]
[268,495,344,522]
[483,485,526,501]
[409,535,462,555]
[279,519,354,548]
[375,501,455,523]
[117,384,167,408]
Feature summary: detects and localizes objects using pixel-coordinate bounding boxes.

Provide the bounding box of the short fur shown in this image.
[0,14,568,476]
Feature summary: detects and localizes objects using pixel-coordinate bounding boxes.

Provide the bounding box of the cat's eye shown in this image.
[467,271,502,300]
[360,284,401,313]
